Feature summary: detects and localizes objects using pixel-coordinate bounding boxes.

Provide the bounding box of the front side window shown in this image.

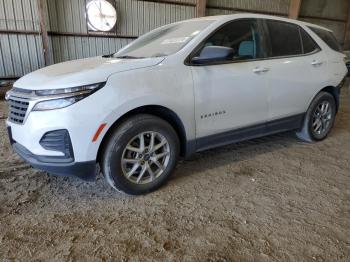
[266,20,302,57]
[197,19,264,62]
[308,27,342,52]
[114,20,214,58]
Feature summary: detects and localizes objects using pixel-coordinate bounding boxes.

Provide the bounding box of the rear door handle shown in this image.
[311,60,323,66]
[253,67,270,74]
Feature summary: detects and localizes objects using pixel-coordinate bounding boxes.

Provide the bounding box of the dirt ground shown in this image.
[0,85,350,262]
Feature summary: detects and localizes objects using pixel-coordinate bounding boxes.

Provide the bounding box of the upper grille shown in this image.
[8,98,29,124]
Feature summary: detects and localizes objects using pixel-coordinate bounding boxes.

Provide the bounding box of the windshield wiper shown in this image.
[102,53,115,58]
[115,55,145,59]
[152,53,167,57]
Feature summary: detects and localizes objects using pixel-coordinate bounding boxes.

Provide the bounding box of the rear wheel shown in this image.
[102,114,179,195]
[296,92,336,142]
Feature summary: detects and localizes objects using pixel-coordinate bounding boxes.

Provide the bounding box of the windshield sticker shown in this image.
[161,37,190,45]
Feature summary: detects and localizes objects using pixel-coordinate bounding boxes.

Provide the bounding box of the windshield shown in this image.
[114,20,214,58]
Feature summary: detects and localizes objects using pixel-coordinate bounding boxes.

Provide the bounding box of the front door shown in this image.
[190,19,270,140]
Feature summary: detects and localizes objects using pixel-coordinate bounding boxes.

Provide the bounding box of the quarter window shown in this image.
[300,28,319,54]
[198,19,264,62]
[266,20,302,57]
[308,27,342,52]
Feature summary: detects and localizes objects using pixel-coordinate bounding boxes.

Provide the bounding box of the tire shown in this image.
[296,92,336,142]
[102,114,180,195]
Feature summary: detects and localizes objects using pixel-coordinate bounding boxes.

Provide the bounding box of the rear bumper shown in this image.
[12,141,97,181]
[346,63,350,76]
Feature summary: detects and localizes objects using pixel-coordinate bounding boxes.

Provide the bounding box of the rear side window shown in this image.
[266,20,302,57]
[300,29,319,54]
[308,27,342,52]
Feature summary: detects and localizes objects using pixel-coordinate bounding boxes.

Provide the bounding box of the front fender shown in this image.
[85,65,195,161]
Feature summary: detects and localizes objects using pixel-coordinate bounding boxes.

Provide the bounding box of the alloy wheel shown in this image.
[121,131,171,184]
[312,101,333,136]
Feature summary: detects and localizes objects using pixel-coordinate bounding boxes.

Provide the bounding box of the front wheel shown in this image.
[296,92,336,142]
[102,114,180,195]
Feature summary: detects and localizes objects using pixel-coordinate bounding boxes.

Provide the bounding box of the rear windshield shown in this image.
[114,20,214,58]
[308,27,342,52]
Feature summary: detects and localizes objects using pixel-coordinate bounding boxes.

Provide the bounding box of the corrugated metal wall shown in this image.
[47,0,196,63]
[206,0,290,16]
[206,0,350,45]
[0,0,196,78]
[50,36,131,63]
[299,0,350,45]
[0,0,349,78]
[0,0,45,78]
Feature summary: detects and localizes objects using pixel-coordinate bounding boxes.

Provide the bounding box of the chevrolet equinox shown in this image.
[6,14,347,195]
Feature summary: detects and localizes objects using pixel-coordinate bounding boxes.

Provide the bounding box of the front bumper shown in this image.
[8,127,97,181]
[13,142,97,181]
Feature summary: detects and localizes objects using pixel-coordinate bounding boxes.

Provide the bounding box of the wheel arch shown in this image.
[307,86,340,114]
[318,86,340,112]
[96,105,190,164]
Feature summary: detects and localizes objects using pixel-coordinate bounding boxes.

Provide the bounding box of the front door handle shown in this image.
[311,60,323,66]
[253,67,270,74]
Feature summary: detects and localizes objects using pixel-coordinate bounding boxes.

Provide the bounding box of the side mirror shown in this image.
[191,46,234,65]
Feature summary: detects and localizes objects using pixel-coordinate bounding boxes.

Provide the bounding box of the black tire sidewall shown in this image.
[103,115,179,195]
[307,93,336,141]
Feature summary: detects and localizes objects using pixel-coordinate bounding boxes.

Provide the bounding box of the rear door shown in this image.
[263,20,328,121]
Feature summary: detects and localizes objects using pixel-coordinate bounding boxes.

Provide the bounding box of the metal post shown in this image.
[289,0,302,19]
[37,0,50,66]
[344,4,350,50]
[196,0,206,18]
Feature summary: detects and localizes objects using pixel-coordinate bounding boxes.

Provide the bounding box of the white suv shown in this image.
[6,14,347,195]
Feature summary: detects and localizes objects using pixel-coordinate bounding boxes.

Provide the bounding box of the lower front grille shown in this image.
[8,98,29,124]
[39,130,74,160]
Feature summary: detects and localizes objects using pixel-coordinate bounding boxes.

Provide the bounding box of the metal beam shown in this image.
[50,31,138,39]
[289,0,302,19]
[37,0,50,66]
[0,29,139,39]
[207,5,287,17]
[141,0,195,7]
[196,0,206,17]
[298,15,346,23]
[344,3,350,50]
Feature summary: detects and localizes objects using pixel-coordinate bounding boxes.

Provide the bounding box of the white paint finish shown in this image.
[304,24,348,85]
[7,14,347,165]
[191,60,269,137]
[14,56,164,90]
[265,51,329,120]
[8,64,195,162]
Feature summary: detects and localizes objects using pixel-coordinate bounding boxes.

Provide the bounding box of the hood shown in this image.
[14,56,165,90]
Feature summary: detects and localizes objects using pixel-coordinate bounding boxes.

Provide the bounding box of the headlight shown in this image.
[33,95,86,111]
[34,83,104,96]
[32,83,105,111]
[5,91,10,101]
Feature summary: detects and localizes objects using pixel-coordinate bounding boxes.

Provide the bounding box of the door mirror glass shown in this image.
[192,46,234,64]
